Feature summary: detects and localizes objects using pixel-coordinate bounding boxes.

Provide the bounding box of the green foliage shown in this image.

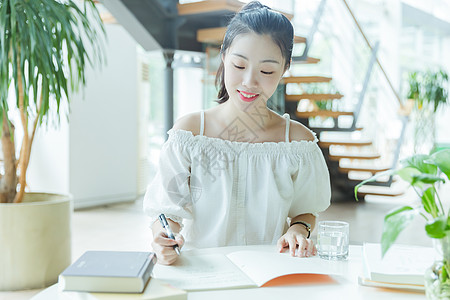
[396,167,422,187]
[401,154,437,175]
[0,0,105,203]
[354,170,395,201]
[381,206,417,256]
[300,82,339,111]
[431,149,450,180]
[355,149,450,257]
[425,216,449,239]
[422,187,439,218]
[315,100,333,111]
[407,70,449,113]
[0,0,106,126]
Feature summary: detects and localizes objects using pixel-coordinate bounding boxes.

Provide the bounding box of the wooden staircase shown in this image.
[196,26,320,64]
[102,0,403,202]
[197,27,307,45]
[179,0,404,201]
[283,73,402,200]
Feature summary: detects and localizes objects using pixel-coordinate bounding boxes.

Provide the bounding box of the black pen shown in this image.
[158,213,181,255]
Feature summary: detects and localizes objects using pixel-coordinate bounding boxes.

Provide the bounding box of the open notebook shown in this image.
[152,250,345,291]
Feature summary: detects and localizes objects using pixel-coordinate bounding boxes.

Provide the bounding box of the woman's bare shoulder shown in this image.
[289,119,316,142]
[172,111,202,136]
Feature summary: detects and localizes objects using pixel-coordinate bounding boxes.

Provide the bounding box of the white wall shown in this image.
[27,107,70,194]
[435,36,450,145]
[176,68,204,119]
[69,24,139,208]
[27,24,141,209]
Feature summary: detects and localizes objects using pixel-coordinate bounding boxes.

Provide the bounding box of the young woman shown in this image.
[144,1,331,265]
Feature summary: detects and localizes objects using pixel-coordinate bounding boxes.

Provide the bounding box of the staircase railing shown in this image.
[338,0,408,173]
[351,42,379,130]
[289,0,409,187]
[341,0,403,107]
[293,0,327,63]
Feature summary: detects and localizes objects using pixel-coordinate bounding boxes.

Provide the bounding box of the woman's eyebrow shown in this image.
[231,53,280,64]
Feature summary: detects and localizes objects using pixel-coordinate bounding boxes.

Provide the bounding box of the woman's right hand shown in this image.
[151,230,185,265]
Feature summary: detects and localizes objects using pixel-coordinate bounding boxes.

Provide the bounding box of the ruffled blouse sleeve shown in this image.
[288,144,331,217]
[143,131,194,226]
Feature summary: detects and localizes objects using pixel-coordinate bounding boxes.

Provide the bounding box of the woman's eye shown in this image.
[261,71,274,75]
[233,64,245,70]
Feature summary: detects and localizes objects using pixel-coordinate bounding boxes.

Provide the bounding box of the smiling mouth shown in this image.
[238,90,260,102]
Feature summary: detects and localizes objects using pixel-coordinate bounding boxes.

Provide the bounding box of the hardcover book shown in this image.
[91,278,187,300]
[59,251,157,293]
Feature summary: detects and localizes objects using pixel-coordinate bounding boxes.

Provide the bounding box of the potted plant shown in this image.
[355,148,450,298]
[407,70,449,153]
[0,0,105,290]
[408,70,449,112]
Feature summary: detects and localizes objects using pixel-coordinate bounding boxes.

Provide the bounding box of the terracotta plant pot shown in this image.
[0,193,72,291]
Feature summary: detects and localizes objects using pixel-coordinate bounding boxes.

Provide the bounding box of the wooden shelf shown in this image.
[348,172,395,183]
[308,126,364,132]
[339,166,390,174]
[282,76,332,84]
[100,12,117,24]
[294,35,307,43]
[296,110,353,118]
[293,57,321,64]
[328,153,381,161]
[178,0,293,19]
[286,93,344,101]
[198,27,305,45]
[178,0,244,15]
[357,185,405,198]
[197,27,227,44]
[319,140,372,148]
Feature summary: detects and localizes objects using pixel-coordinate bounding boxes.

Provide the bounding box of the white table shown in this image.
[31,245,426,300]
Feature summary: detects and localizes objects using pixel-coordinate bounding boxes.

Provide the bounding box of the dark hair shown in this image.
[215,1,294,104]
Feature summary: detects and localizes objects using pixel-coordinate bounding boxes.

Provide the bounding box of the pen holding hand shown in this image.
[158,214,181,255]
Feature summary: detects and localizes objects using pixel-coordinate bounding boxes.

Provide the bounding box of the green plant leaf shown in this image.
[411,173,445,186]
[425,216,448,239]
[441,264,449,283]
[408,70,449,113]
[422,187,439,218]
[407,71,420,100]
[401,154,437,175]
[0,0,106,203]
[354,170,396,201]
[430,149,450,180]
[397,167,422,186]
[381,206,417,257]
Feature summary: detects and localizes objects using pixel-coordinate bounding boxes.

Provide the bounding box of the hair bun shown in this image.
[240,1,270,12]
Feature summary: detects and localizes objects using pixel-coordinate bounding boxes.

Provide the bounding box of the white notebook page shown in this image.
[227,250,346,286]
[152,253,255,291]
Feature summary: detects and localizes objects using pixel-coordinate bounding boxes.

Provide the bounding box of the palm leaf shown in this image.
[0,0,106,203]
[0,0,105,123]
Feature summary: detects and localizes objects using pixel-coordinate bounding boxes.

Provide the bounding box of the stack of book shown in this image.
[360,243,438,291]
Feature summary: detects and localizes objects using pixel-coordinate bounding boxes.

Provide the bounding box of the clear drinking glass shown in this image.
[317,221,349,260]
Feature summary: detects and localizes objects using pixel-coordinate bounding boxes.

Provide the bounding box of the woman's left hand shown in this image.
[276,226,316,257]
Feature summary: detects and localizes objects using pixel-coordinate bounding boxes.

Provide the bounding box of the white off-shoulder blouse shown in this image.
[144,112,331,248]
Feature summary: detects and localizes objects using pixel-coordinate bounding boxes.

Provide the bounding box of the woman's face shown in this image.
[222,32,285,109]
